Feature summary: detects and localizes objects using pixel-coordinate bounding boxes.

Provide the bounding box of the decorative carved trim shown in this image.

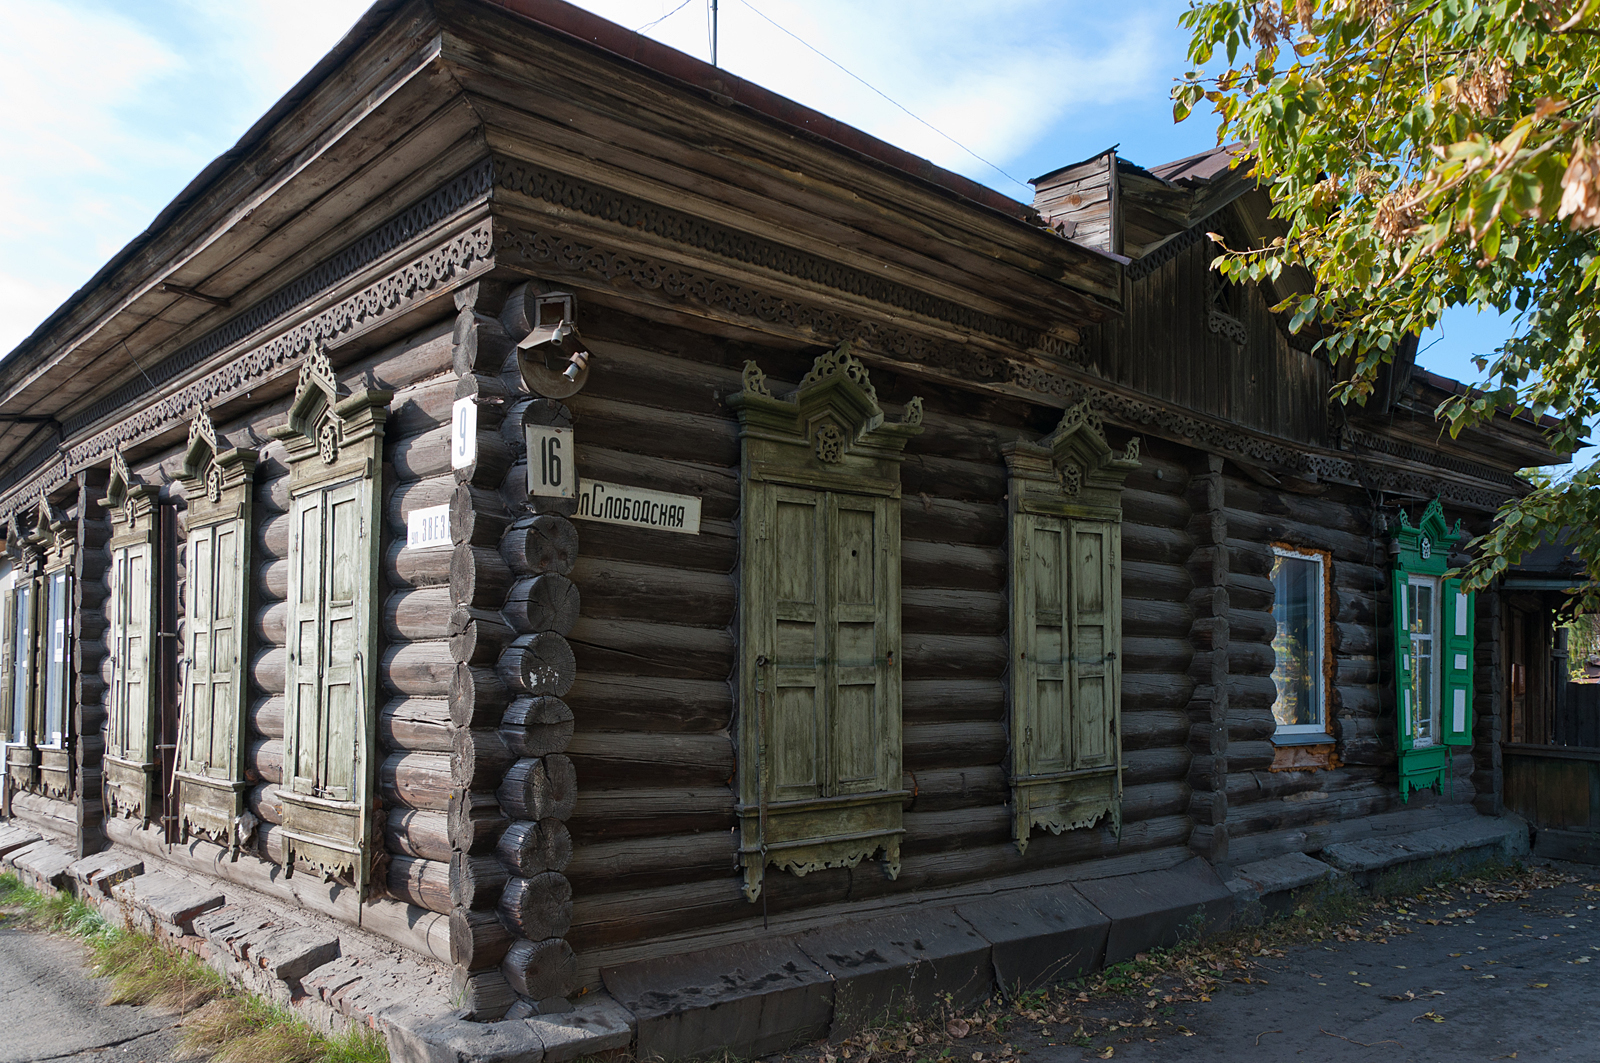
[1125,223,1207,281]
[1339,425,1523,489]
[491,157,1083,358]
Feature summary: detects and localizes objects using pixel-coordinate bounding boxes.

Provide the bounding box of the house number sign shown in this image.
[451,397,477,470]
[525,425,576,499]
[575,479,701,535]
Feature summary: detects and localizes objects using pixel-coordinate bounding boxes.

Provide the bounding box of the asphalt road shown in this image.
[1058,871,1600,1062]
[0,926,187,1062]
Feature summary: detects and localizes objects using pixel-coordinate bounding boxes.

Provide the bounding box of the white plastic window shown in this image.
[1407,574,1441,747]
[1270,546,1327,738]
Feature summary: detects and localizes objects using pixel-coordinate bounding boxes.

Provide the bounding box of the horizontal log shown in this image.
[564,830,735,892]
[382,641,455,698]
[564,732,731,789]
[383,540,453,590]
[386,475,455,533]
[391,424,453,482]
[247,783,283,826]
[453,545,514,609]
[499,696,574,757]
[498,633,577,698]
[453,482,514,549]
[575,517,736,573]
[452,968,517,1022]
[451,907,513,970]
[452,664,512,728]
[1122,709,1191,750]
[450,790,509,855]
[385,808,451,862]
[256,474,290,515]
[456,308,515,376]
[455,369,510,428]
[380,697,451,753]
[902,678,1004,724]
[497,755,578,821]
[503,575,581,635]
[386,855,451,915]
[902,587,1005,635]
[498,872,573,940]
[385,587,454,642]
[567,787,736,841]
[381,751,453,811]
[1123,560,1192,602]
[255,560,288,602]
[1120,521,1191,566]
[450,607,515,667]
[497,818,573,876]
[901,540,1003,593]
[1230,674,1279,709]
[567,617,731,681]
[902,633,1006,680]
[566,558,729,625]
[451,851,510,910]
[902,496,1002,547]
[904,721,1005,771]
[257,823,286,865]
[251,600,288,647]
[502,514,579,577]
[1122,597,1192,639]
[1228,642,1276,677]
[1123,636,1191,675]
[575,446,737,520]
[1121,487,1190,531]
[564,394,739,467]
[245,738,282,784]
[907,766,1006,812]
[457,428,516,490]
[250,696,285,740]
[453,727,514,790]
[500,936,576,1002]
[1124,746,1190,785]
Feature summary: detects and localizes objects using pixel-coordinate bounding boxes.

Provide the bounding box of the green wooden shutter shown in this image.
[109,543,152,763]
[771,488,823,802]
[1020,515,1068,776]
[828,494,893,796]
[1070,521,1118,771]
[1441,579,1474,746]
[1391,569,1415,753]
[182,522,245,778]
[318,479,365,802]
[42,570,69,746]
[1,584,15,746]
[287,491,325,795]
[13,580,35,748]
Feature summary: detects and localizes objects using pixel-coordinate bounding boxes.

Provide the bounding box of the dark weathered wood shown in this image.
[387,475,456,533]
[499,696,574,757]
[452,727,514,789]
[901,678,1004,724]
[497,633,577,698]
[567,787,736,840]
[497,755,578,821]
[392,424,454,482]
[501,514,579,577]
[380,697,452,753]
[567,557,730,623]
[387,855,452,914]
[496,818,573,876]
[564,732,732,788]
[903,721,1005,771]
[497,872,573,940]
[566,617,731,681]
[384,539,454,589]
[382,642,455,698]
[452,967,518,1022]
[456,306,516,376]
[502,575,581,635]
[451,851,510,910]
[453,483,514,548]
[500,936,576,1001]
[450,906,514,970]
[450,790,510,855]
[386,807,452,862]
[456,366,512,425]
[453,544,514,609]
[452,663,512,727]
[564,830,734,892]
[381,751,453,811]
[449,607,515,667]
[385,587,454,641]
[906,766,1006,812]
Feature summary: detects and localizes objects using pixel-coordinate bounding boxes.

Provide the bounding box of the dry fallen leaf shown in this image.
[947,1020,971,1040]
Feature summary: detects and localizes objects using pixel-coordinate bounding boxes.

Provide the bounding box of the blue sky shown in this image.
[0,0,1535,440]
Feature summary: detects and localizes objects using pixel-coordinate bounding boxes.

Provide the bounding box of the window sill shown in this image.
[1271,731,1335,747]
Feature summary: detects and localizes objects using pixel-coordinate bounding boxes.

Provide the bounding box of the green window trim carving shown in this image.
[103,452,164,823]
[729,344,923,903]
[1390,497,1475,801]
[1003,402,1139,852]
[175,410,259,853]
[268,342,390,893]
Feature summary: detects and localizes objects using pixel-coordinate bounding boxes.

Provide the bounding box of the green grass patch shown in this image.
[0,872,387,1063]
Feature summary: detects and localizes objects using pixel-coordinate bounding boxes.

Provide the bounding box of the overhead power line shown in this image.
[636,0,694,34]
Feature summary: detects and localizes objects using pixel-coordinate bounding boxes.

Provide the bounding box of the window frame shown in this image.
[1002,402,1139,853]
[103,454,164,821]
[1268,543,1333,744]
[728,345,923,903]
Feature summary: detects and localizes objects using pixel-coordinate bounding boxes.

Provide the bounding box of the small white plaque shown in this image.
[1454,653,1468,671]
[451,397,477,470]
[1455,592,1468,636]
[525,425,576,499]
[406,504,452,551]
[575,479,701,534]
[1453,688,1467,733]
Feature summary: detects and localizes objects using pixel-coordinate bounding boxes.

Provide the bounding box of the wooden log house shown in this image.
[0,0,1562,1027]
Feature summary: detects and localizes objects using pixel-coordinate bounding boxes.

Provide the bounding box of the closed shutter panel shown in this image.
[43,571,69,746]
[1022,515,1069,776]
[1442,579,1474,746]
[108,544,151,763]
[1,586,14,746]
[1392,569,1415,753]
[287,491,325,795]
[319,480,363,801]
[182,526,215,775]
[209,524,240,773]
[1071,521,1117,770]
[14,581,34,747]
[771,488,823,802]
[829,494,889,796]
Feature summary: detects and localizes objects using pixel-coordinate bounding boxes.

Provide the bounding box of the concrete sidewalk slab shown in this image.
[956,885,1109,993]
[1074,858,1234,964]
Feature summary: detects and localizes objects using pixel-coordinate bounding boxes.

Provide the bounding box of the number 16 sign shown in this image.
[525,424,575,498]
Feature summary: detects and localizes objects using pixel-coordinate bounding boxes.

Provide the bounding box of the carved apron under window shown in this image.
[175,411,259,853]
[728,343,923,903]
[1003,402,1139,852]
[103,452,162,821]
[268,342,390,892]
